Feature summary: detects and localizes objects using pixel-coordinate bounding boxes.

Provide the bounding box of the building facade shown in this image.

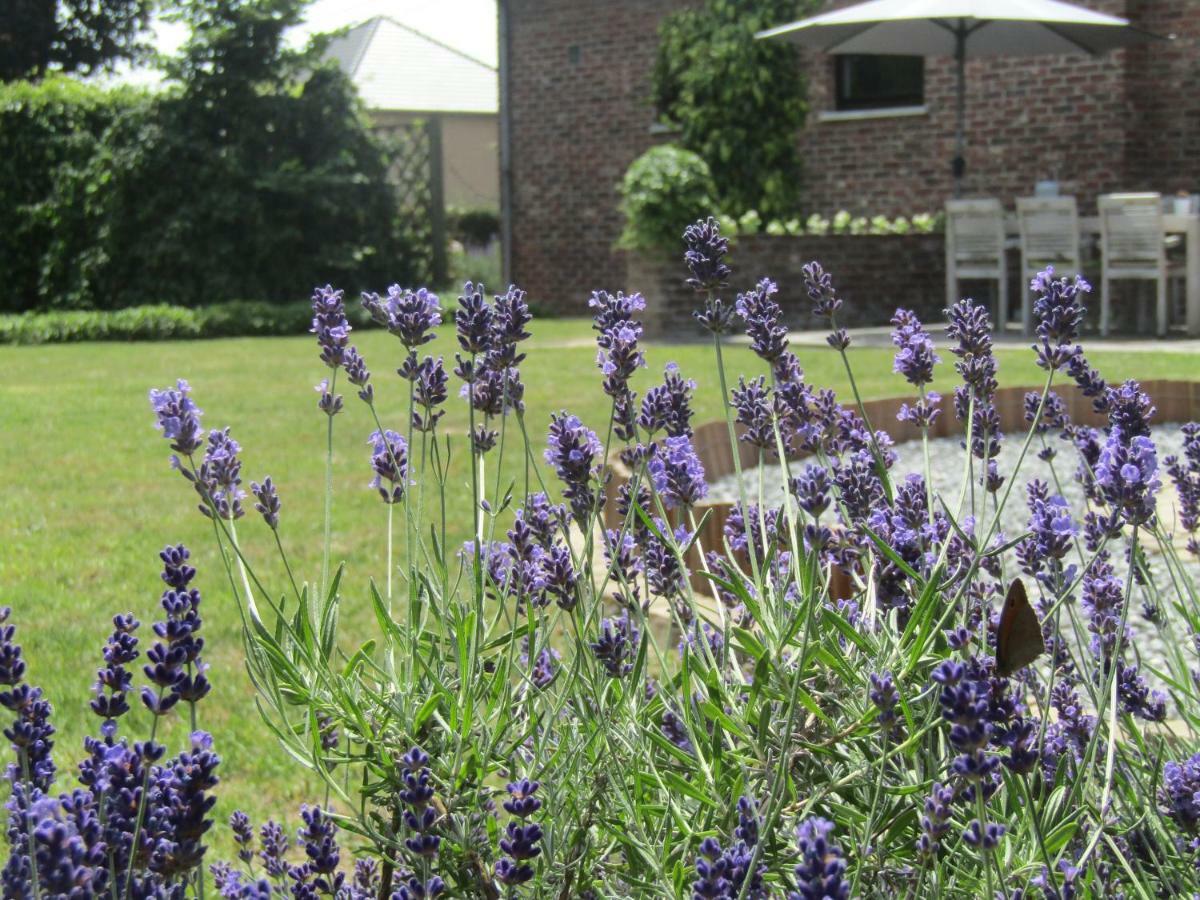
[501,0,1200,314]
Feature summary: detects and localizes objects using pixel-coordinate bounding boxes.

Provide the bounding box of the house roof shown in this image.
[324,16,498,114]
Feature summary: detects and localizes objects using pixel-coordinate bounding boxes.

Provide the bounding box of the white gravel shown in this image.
[709,424,1200,674]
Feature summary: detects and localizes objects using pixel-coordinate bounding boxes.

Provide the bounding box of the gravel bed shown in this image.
[708,424,1200,675]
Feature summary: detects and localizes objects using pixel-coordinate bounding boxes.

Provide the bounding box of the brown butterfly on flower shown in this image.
[995,579,1046,677]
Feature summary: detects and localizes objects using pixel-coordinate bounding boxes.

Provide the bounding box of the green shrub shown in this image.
[0,69,423,313]
[448,206,501,247]
[619,145,719,252]
[0,299,379,345]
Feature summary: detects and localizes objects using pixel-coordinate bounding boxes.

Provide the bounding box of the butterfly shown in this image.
[995,578,1046,677]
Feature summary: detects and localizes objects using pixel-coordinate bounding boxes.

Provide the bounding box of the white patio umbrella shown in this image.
[758,0,1163,194]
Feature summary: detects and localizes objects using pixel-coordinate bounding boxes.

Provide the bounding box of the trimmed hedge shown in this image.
[0,300,376,345]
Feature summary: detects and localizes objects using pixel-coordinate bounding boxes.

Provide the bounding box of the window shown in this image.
[834,55,924,111]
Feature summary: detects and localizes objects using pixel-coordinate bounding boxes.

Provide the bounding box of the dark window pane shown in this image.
[834,55,924,110]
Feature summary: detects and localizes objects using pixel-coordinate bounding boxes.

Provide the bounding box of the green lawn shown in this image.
[1,317,1196,852]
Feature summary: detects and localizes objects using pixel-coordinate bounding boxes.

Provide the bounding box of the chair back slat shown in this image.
[1099,193,1164,266]
[1016,196,1079,264]
[946,199,1005,265]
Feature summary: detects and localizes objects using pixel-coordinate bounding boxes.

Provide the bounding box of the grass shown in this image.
[1,316,1197,855]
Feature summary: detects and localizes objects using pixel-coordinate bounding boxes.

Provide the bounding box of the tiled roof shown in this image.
[324,16,498,114]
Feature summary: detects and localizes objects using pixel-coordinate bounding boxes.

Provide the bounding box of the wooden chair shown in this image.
[1098,193,1181,337]
[946,199,1007,330]
[1016,196,1081,337]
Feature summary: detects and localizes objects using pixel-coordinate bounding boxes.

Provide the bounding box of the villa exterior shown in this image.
[499,0,1200,314]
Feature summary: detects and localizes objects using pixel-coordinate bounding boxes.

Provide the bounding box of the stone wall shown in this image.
[628,233,948,339]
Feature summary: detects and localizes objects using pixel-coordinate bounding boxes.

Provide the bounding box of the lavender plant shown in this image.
[12,224,1200,897]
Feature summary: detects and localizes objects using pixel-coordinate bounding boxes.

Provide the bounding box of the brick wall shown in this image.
[507,0,1200,317]
[506,0,691,315]
[629,233,948,339]
[1125,0,1200,195]
[797,0,1135,214]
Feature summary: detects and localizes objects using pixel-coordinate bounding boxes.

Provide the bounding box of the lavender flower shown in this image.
[250,477,281,529]
[1166,422,1200,557]
[648,435,707,509]
[402,355,449,432]
[295,804,343,895]
[683,216,732,292]
[589,290,646,339]
[640,363,696,438]
[736,278,787,363]
[146,730,220,877]
[916,782,955,856]
[315,378,343,417]
[361,285,442,348]
[890,308,940,387]
[90,614,140,726]
[731,376,774,449]
[544,413,603,525]
[368,429,409,504]
[789,817,849,900]
[792,464,831,518]
[310,285,351,369]
[344,346,373,403]
[455,282,492,354]
[0,608,56,793]
[150,379,205,456]
[1095,426,1160,526]
[399,746,440,868]
[189,427,245,520]
[142,544,209,715]
[1162,752,1200,831]
[230,810,254,864]
[869,671,901,738]
[802,262,841,319]
[259,820,289,880]
[1030,267,1090,370]
[496,778,543,886]
[591,613,639,678]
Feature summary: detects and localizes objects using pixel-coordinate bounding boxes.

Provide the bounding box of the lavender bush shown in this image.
[7,217,1200,897]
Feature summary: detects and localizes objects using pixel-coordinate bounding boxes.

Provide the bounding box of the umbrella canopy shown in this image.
[758,0,1162,192]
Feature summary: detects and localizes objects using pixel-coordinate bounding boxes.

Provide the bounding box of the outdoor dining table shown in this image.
[1003,211,1200,337]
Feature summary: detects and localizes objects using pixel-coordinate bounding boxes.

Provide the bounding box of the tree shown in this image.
[653,0,815,220]
[0,0,152,82]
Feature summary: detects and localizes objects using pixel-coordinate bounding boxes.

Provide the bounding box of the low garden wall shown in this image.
[627,232,948,339]
[604,379,1200,599]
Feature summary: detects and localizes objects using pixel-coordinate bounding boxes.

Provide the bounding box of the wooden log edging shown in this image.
[603,380,1200,597]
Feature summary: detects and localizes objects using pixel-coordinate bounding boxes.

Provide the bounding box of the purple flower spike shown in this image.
[648,435,707,509]
[789,817,849,900]
[683,216,732,292]
[591,612,639,678]
[544,413,603,525]
[890,308,940,387]
[361,285,442,349]
[736,278,787,363]
[1031,266,1090,370]
[455,281,492,354]
[250,476,281,529]
[368,430,409,504]
[802,261,841,319]
[1095,426,1160,526]
[315,378,343,417]
[1162,752,1200,831]
[310,285,351,369]
[150,379,205,456]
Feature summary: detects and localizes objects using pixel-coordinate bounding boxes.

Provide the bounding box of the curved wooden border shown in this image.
[603,380,1200,597]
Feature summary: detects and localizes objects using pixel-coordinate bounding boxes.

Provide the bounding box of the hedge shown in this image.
[0,300,377,345]
[0,73,424,313]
